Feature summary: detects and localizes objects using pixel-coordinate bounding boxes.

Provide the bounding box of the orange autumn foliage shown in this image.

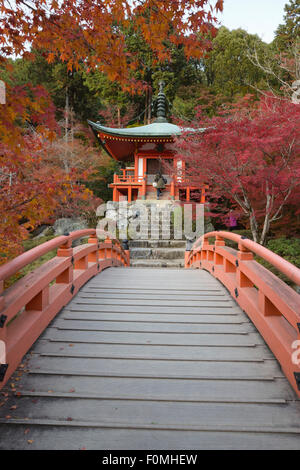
[0,0,224,261]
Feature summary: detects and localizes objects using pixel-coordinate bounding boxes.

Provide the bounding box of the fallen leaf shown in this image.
[10,405,17,410]
[66,417,73,421]
[24,429,30,435]
[27,440,34,445]
[68,388,75,393]
[47,390,54,393]
[5,415,11,419]
[69,344,74,347]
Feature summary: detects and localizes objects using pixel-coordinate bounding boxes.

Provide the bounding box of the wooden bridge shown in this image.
[0,230,300,450]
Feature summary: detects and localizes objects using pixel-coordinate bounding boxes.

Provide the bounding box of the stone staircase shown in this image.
[128,200,186,268]
[129,239,186,268]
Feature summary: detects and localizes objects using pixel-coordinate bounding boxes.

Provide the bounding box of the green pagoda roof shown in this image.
[87,120,182,138]
[87,82,202,161]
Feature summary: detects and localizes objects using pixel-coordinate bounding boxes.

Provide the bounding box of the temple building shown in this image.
[88,82,206,203]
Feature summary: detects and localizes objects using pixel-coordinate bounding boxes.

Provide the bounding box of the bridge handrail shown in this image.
[0,229,114,283]
[186,231,300,398]
[191,231,300,286]
[0,229,129,388]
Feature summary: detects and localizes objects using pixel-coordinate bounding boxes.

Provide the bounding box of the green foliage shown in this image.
[221,233,299,288]
[11,50,103,122]
[203,27,272,98]
[5,235,57,289]
[274,0,300,49]
[22,234,55,251]
[255,238,300,288]
[266,238,300,268]
[85,159,120,202]
[83,69,131,114]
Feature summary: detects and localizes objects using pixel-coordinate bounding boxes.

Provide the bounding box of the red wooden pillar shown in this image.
[113,186,118,202]
[170,180,175,200]
[128,186,132,203]
[142,172,147,200]
[134,153,138,179]
[186,187,190,202]
[201,186,206,204]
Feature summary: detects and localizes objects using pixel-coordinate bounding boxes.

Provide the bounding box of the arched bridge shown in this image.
[0,230,299,450]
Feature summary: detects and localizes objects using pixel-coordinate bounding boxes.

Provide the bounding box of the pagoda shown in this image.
[88,81,206,203]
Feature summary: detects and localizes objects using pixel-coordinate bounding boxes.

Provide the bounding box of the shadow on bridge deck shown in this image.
[0,267,300,450]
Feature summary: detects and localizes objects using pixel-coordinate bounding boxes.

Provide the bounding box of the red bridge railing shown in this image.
[185,231,300,398]
[0,229,130,389]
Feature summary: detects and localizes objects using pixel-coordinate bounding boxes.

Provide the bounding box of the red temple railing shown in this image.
[0,230,130,389]
[113,174,145,185]
[186,231,300,397]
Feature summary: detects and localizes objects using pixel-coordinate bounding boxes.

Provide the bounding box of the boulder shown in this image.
[53,218,88,236]
[32,225,54,239]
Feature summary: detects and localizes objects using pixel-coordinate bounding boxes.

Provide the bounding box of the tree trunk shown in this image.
[147,87,152,124]
[63,88,70,173]
[117,106,121,127]
[249,210,259,243]
[144,87,148,125]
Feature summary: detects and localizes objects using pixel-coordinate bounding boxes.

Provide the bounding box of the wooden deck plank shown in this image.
[0,266,299,450]
[14,376,295,402]
[33,342,274,361]
[50,318,256,334]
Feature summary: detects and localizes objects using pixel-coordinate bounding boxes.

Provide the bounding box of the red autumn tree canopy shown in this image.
[174,95,300,245]
[0,82,97,263]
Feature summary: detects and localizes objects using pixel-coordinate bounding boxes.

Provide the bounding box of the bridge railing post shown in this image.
[201,237,210,262]
[104,236,112,260]
[88,233,99,265]
[56,238,73,285]
[236,242,254,289]
[214,235,225,267]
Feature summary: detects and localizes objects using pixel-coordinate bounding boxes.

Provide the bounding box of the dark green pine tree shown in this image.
[274,0,300,50]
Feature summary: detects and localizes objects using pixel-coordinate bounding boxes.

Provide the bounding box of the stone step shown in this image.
[129,240,186,248]
[130,247,185,260]
[130,259,185,268]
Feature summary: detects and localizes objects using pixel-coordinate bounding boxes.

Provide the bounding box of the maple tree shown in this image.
[0,83,96,263]
[174,95,300,245]
[0,0,223,90]
[0,0,224,262]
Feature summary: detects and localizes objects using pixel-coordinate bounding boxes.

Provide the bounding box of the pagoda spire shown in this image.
[154,80,168,123]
